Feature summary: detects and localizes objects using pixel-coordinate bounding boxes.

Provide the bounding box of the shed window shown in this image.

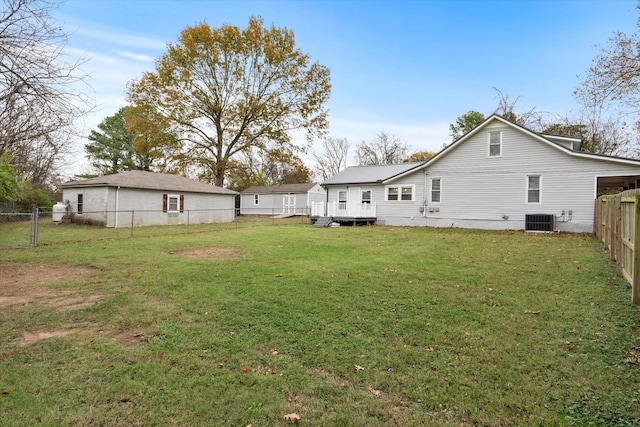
[489,131,502,157]
[527,175,541,203]
[431,178,441,203]
[77,194,83,214]
[168,195,179,212]
[163,193,184,213]
[254,194,259,205]
[362,190,371,204]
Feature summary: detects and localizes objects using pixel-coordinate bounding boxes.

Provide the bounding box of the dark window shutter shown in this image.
[180,194,184,212]
[162,193,168,212]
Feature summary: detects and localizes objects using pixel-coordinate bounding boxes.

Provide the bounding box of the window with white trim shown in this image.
[489,131,502,157]
[254,194,259,205]
[168,194,180,212]
[163,193,183,213]
[386,185,414,201]
[362,190,371,204]
[338,190,347,210]
[431,178,441,203]
[527,175,540,203]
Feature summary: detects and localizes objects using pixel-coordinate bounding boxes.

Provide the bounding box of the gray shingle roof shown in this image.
[321,163,426,185]
[59,171,238,195]
[241,183,318,194]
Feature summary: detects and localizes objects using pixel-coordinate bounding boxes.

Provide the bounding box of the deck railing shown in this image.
[311,202,377,218]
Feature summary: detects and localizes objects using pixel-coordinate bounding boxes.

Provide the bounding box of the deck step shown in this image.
[313,216,332,228]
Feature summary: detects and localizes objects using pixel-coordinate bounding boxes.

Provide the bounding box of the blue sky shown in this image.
[53,0,638,173]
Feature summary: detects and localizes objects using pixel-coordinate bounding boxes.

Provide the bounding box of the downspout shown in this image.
[423,170,429,226]
[323,185,328,216]
[114,186,120,228]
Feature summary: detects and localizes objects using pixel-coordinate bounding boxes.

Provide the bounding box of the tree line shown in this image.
[2,0,640,207]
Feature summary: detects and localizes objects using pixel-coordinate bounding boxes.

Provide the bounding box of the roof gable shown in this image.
[241,183,319,194]
[391,114,640,181]
[321,162,426,186]
[60,171,238,195]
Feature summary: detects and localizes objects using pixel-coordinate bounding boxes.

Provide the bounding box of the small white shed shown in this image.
[240,183,326,215]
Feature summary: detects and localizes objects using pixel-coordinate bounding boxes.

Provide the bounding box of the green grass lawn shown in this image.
[1,224,639,426]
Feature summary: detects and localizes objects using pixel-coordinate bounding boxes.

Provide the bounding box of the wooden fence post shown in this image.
[633,196,640,305]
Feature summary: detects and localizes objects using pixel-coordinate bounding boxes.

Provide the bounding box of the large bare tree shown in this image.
[0,0,91,185]
[312,136,349,180]
[354,131,409,165]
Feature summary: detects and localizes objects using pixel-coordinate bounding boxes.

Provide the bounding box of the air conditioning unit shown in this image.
[525,214,554,232]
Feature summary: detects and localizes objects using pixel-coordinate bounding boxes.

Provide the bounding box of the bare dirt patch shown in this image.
[171,247,241,259]
[0,263,99,288]
[2,264,148,348]
[0,263,102,310]
[108,330,147,347]
[18,329,80,347]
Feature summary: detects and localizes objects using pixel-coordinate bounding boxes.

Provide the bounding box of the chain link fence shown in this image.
[0,207,313,250]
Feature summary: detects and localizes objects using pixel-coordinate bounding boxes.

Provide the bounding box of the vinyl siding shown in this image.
[62,187,235,227]
[240,184,326,215]
[423,124,640,231]
[326,173,427,226]
[320,118,640,231]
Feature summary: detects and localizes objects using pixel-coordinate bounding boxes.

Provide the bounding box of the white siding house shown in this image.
[317,115,640,232]
[59,171,238,227]
[240,183,325,215]
[315,163,426,225]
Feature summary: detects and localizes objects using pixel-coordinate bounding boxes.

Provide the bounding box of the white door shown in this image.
[349,188,361,203]
[283,194,296,214]
[348,187,360,216]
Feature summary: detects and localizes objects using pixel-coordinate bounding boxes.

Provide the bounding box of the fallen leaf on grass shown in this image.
[524,310,541,315]
[355,365,365,372]
[283,413,300,423]
[368,387,382,398]
[275,273,283,277]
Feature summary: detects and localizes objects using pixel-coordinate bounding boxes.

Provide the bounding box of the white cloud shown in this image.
[115,50,156,63]
[74,25,167,51]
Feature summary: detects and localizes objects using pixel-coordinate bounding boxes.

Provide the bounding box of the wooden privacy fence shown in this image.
[595,189,640,305]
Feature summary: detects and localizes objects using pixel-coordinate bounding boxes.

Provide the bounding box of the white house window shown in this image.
[362,190,371,204]
[77,194,83,214]
[163,193,184,213]
[338,190,347,210]
[431,178,441,203]
[254,194,259,205]
[387,187,399,201]
[489,131,502,157]
[386,185,414,201]
[527,175,541,203]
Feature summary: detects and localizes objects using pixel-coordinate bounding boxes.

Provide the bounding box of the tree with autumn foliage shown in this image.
[576,9,640,116]
[124,104,182,173]
[573,6,640,156]
[126,17,331,187]
[407,151,437,162]
[226,145,311,192]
